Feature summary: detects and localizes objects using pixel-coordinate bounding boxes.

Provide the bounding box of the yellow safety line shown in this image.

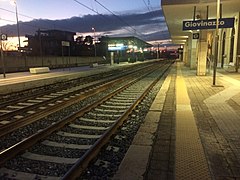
[175,63,211,179]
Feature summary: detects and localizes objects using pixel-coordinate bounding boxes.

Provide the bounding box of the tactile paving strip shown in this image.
[175,64,211,179]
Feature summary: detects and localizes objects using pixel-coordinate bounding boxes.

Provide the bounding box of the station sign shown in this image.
[183,18,235,31]
[193,33,199,39]
[61,41,70,47]
[1,34,7,41]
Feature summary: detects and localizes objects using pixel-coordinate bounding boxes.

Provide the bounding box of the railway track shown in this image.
[0,62,149,104]
[0,61,173,179]
[0,62,158,138]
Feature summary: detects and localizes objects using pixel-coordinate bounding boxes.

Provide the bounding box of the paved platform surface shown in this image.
[114,61,240,180]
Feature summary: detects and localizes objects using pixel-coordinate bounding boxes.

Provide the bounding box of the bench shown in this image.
[90,63,98,68]
[29,67,50,74]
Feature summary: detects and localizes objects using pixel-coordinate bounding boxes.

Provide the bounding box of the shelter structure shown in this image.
[162,0,240,75]
[100,36,152,64]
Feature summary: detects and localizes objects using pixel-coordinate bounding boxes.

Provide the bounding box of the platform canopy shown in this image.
[161,0,240,44]
[100,36,152,51]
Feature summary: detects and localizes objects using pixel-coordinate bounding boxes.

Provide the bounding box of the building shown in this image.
[26,30,76,56]
[162,0,240,75]
[25,30,153,63]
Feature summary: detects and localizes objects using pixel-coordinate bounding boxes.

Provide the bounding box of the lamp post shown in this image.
[92,27,97,57]
[0,17,6,78]
[12,0,21,50]
[0,34,6,78]
[213,0,220,86]
[156,43,159,59]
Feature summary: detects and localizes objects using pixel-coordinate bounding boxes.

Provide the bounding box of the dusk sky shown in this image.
[1,0,161,23]
[0,0,171,49]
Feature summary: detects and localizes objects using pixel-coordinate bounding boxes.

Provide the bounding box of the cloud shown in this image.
[1,9,170,43]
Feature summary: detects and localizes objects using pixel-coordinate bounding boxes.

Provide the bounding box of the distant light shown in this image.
[108,43,127,51]
[116,43,124,47]
[108,46,126,51]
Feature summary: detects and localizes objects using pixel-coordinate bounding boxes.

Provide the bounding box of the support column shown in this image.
[110,52,114,65]
[197,31,208,76]
[190,39,198,69]
[183,43,188,65]
[186,37,192,67]
[234,12,240,72]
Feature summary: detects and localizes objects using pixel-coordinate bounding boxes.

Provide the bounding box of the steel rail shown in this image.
[62,63,172,179]
[0,66,144,137]
[0,63,156,122]
[0,75,119,121]
[0,63,165,167]
[0,62,153,108]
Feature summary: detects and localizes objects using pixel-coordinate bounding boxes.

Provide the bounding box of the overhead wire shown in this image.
[91,0,160,40]
[72,0,115,32]
[142,0,151,12]
[93,0,144,38]
[0,7,35,20]
[142,0,160,19]
[73,0,144,39]
[0,7,55,32]
[142,0,163,44]
[0,17,16,24]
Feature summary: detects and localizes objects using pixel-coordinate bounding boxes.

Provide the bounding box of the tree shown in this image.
[76,36,84,45]
[84,35,93,46]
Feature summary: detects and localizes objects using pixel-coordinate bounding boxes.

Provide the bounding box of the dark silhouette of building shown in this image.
[26,29,76,56]
[25,30,153,61]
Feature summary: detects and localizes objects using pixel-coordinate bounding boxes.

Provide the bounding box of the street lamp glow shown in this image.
[10,0,15,6]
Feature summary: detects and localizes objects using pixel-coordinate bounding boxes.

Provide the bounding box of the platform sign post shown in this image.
[0,33,7,78]
[61,41,70,70]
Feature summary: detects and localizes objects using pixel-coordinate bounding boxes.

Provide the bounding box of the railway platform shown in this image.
[1,61,240,179]
[114,61,240,180]
[0,63,130,95]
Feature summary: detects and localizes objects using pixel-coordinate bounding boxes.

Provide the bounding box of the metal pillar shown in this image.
[213,0,220,85]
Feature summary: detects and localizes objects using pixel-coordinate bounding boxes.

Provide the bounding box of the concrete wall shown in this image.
[1,56,105,73]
